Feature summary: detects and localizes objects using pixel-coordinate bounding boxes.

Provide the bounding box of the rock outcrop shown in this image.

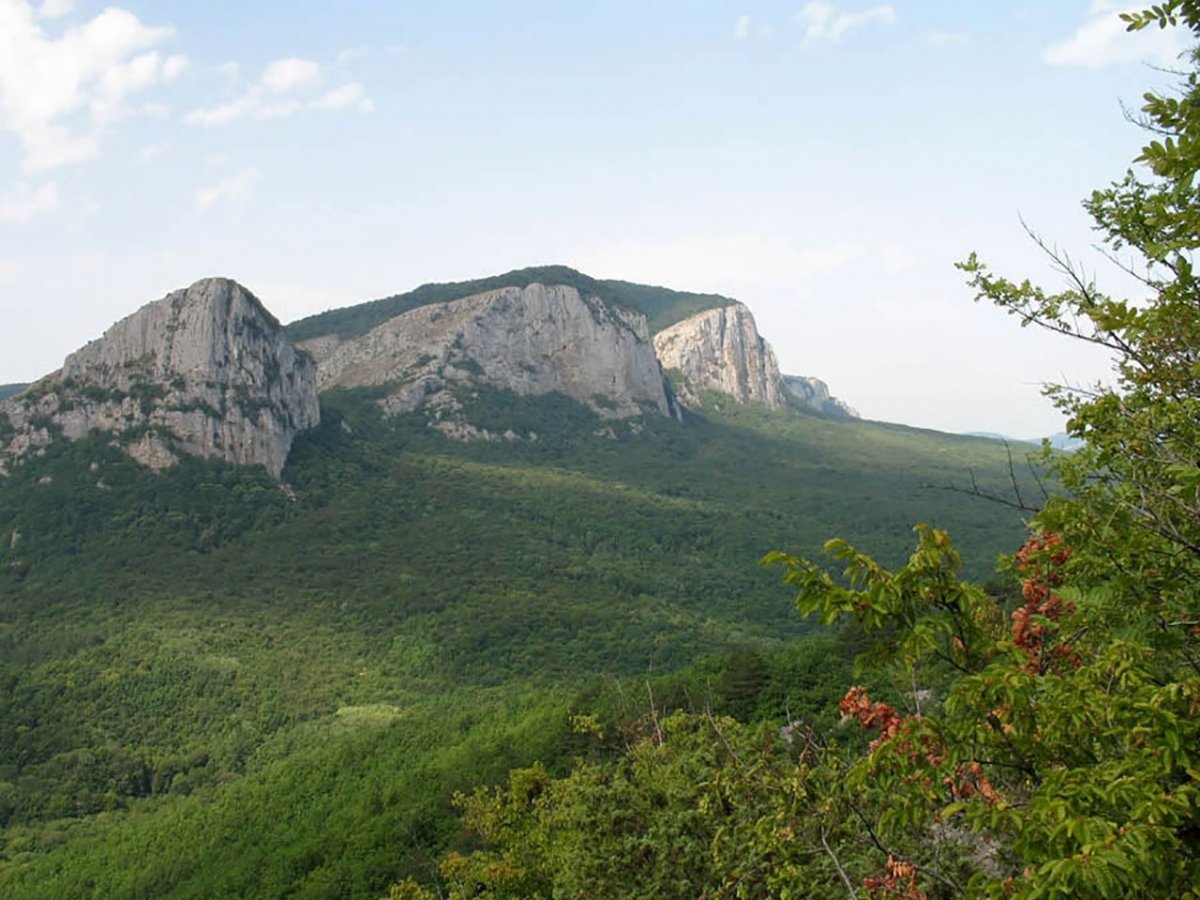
[783,375,859,419]
[301,283,673,422]
[0,278,319,478]
[652,302,786,409]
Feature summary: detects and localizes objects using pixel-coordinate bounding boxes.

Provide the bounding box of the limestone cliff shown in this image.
[301,282,674,424]
[652,302,786,409]
[0,278,319,478]
[783,375,859,419]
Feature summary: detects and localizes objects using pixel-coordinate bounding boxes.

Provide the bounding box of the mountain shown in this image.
[0,278,319,478]
[782,374,858,419]
[963,431,1082,452]
[0,268,1045,898]
[1038,431,1083,451]
[0,384,26,402]
[299,282,674,432]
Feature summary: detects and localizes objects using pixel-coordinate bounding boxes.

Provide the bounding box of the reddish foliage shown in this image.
[863,854,929,899]
[1013,532,1079,673]
[840,686,906,751]
[943,761,999,803]
[841,687,1000,804]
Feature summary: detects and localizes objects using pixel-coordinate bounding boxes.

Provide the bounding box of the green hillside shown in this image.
[284,265,734,342]
[0,389,1041,896]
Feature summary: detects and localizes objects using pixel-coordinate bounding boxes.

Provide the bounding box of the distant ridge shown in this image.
[963,430,1082,451]
[285,265,734,343]
[0,384,26,402]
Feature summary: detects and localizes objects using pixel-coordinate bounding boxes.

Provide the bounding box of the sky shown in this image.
[0,0,1187,437]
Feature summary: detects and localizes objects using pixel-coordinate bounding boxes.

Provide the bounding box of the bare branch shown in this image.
[821,825,860,900]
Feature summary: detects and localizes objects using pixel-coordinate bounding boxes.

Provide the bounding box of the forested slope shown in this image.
[0,387,1038,897]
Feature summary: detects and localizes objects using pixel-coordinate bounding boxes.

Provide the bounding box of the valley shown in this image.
[0,268,1037,896]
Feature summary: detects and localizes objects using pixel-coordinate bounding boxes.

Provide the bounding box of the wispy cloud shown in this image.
[0,1,187,172]
[733,14,773,41]
[0,180,58,223]
[260,57,321,93]
[195,167,258,210]
[335,45,367,65]
[1043,4,1182,67]
[796,2,895,45]
[186,56,372,126]
[311,82,373,113]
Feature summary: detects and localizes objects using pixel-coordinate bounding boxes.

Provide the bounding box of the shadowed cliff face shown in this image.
[300,282,674,423]
[652,302,786,409]
[0,278,319,478]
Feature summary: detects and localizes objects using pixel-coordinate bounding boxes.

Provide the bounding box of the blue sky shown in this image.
[0,1,1185,435]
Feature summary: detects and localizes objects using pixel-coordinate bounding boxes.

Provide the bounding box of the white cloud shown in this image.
[0,180,58,222]
[195,166,257,210]
[1044,5,1183,67]
[734,15,751,40]
[162,53,188,80]
[187,57,372,126]
[313,82,374,113]
[34,0,70,18]
[0,2,186,171]
[260,57,321,93]
[796,2,895,45]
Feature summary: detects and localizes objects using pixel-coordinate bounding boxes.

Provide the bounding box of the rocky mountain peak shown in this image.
[0,278,319,478]
[652,302,786,409]
[782,375,859,419]
[300,282,675,431]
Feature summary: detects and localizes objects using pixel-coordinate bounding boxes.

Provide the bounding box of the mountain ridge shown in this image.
[285,264,737,343]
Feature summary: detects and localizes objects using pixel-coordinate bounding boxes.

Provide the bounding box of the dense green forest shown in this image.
[0,375,1038,896]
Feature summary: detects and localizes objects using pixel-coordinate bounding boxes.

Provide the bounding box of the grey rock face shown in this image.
[304,282,672,421]
[653,302,786,409]
[782,374,859,419]
[0,278,319,478]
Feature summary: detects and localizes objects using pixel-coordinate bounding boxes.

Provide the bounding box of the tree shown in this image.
[771,5,1200,895]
